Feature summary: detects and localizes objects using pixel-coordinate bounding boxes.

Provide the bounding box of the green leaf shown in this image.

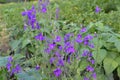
[78,59,88,71]
[103,57,118,75]
[10,39,21,50]
[107,35,118,43]
[117,66,120,77]
[0,56,8,67]
[16,69,42,80]
[92,38,104,49]
[115,56,120,65]
[93,49,107,63]
[114,40,120,52]
[0,69,7,80]
[22,39,31,48]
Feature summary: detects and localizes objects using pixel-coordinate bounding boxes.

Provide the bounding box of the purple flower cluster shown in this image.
[81,50,96,79]
[22,5,40,30]
[10,64,22,75]
[21,3,97,79]
[6,56,13,72]
[38,0,49,13]
[6,56,22,76]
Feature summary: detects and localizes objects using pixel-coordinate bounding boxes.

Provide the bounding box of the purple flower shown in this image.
[10,68,16,76]
[77,34,82,38]
[95,6,101,13]
[11,64,21,75]
[50,57,55,64]
[36,22,41,30]
[55,51,61,57]
[90,60,95,64]
[21,11,27,16]
[22,5,38,30]
[86,66,94,72]
[8,56,13,63]
[6,62,12,72]
[92,72,97,80]
[55,36,61,42]
[84,34,93,41]
[58,45,62,50]
[53,68,62,77]
[64,33,71,42]
[41,4,47,13]
[81,50,89,57]
[35,65,40,70]
[84,77,89,80]
[88,52,93,57]
[80,27,87,33]
[65,46,75,54]
[84,40,89,45]
[76,34,83,43]
[88,43,95,48]
[44,48,51,54]
[14,64,21,73]
[35,33,45,41]
[48,43,56,50]
[57,58,64,66]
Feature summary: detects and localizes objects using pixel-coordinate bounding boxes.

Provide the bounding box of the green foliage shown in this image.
[0,69,7,80]
[103,57,118,75]
[0,0,120,80]
[0,56,9,67]
[16,69,42,80]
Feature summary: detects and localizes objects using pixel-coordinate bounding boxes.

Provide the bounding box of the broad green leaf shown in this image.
[95,21,104,31]
[96,73,107,80]
[78,59,88,71]
[115,56,120,65]
[114,40,120,52]
[103,57,118,75]
[16,69,41,80]
[92,38,104,49]
[22,39,31,48]
[93,49,107,63]
[0,56,8,67]
[107,35,118,43]
[117,66,120,77]
[10,39,21,50]
[107,51,119,59]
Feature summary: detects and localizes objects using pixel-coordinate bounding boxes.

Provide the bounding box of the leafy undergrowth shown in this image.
[0,0,120,80]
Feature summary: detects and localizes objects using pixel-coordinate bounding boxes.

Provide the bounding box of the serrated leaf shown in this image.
[103,57,118,75]
[93,49,107,63]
